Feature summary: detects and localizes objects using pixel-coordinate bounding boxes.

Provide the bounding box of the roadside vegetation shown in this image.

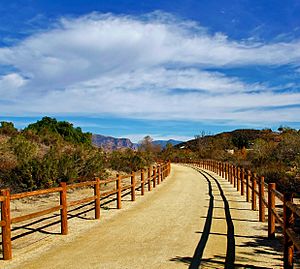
[0,118,161,192]
[170,128,300,193]
[1,117,299,193]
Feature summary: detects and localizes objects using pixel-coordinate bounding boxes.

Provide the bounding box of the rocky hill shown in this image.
[92,134,136,151]
[92,135,183,151]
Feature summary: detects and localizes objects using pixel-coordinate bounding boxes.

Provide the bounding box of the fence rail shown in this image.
[183,159,300,269]
[0,161,171,260]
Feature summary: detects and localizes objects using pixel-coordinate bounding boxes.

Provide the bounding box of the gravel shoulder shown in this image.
[1,164,283,269]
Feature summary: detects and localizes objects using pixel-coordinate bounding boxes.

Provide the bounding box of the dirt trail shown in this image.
[2,164,282,268]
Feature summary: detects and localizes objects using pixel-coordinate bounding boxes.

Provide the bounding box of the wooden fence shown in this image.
[0,161,171,260]
[184,159,300,269]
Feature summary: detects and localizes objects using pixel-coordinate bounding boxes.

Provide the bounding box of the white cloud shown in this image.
[0,73,27,98]
[0,12,300,125]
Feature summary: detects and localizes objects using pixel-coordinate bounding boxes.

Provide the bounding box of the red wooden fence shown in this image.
[184,159,300,269]
[0,161,171,260]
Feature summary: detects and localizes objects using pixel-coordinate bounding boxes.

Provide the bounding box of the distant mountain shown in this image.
[175,129,281,150]
[92,134,136,151]
[92,134,183,151]
[152,139,183,148]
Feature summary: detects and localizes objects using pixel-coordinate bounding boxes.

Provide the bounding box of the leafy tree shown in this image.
[138,136,161,163]
[0,121,18,136]
[24,117,92,146]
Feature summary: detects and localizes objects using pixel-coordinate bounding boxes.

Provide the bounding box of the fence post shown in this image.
[241,168,245,196]
[252,173,257,211]
[237,167,240,192]
[233,166,236,188]
[116,174,122,209]
[60,182,68,235]
[157,165,161,185]
[284,193,294,269]
[268,183,276,239]
[148,167,152,191]
[131,172,136,201]
[246,170,251,202]
[1,189,12,260]
[259,176,265,222]
[228,165,230,182]
[141,169,145,195]
[221,163,225,178]
[94,178,100,219]
[153,166,156,188]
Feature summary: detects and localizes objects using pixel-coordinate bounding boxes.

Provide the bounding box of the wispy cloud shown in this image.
[0,12,300,125]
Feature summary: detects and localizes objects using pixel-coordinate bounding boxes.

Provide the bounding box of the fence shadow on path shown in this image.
[170,169,236,269]
[7,194,125,243]
[170,167,282,269]
[186,171,214,269]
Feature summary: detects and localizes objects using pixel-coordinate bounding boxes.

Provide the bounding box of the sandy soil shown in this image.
[1,164,284,268]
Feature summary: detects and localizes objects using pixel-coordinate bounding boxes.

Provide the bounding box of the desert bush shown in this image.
[0,121,18,136]
[9,135,38,163]
[109,149,148,173]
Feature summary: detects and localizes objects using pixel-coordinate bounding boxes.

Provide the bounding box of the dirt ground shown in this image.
[1,164,284,269]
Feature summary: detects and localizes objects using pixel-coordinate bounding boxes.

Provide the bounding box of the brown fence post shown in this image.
[1,189,12,260]
[241,168,245,196]
[283,193,294,269]
[157,166,161,185]
[116,174,122,209]
[246,170,251,202]
[131,172,136,201]
[60,182,68,235]
[141,169,145,195]
[148,167,152,191]
[237,167,240,192]
[233,166,237,188]
[94,178,100,219]
[268,183,276,239]
[252,173,257,211]
[259,176,265,222]
[153,166,156,188]
[221,163,225,178]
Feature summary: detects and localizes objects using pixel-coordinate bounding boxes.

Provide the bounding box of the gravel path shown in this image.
[3,164,283,268]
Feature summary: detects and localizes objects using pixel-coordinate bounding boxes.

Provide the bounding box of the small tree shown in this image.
[0,121,18,136]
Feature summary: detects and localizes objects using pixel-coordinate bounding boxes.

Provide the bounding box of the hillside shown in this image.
[0,118,161,192]
[173,128,300,192]
[1,118,299,193]
[92,134,136,151]
[176,129,280,151]
[92,135,183,150]
[152,139,183,148]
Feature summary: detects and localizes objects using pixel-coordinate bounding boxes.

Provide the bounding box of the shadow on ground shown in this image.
[170,167,283,269]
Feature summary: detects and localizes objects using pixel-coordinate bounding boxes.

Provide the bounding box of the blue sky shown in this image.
[1,1,300,142]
